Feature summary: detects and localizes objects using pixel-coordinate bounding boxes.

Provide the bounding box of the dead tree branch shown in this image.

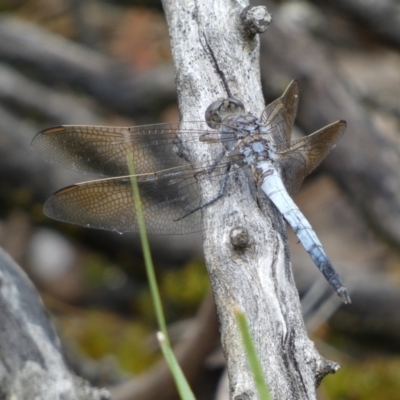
[0,16,176,116]
[161,0,338,398]
[260,1,400,246]
[313,0,400,48]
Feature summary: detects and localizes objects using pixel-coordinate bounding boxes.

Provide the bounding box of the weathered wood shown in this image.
[162,1,337,398]
[0,63,104,125]
[0,104,90,200]
[260,0,400,247]
[313,0,400,48]
[290,176,400,341]
[0,16,176,116]
[0,247,110,400]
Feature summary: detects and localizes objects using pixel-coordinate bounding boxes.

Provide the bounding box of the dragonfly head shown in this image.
[205,98,245,129]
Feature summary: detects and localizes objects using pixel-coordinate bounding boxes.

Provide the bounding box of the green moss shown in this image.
[320,356,400,399]
[134,259,209,323]
[136,287,158,324]
[82,254,110,288]
[57,258,210,375]
[115,322,159,373]
[160,260,210,318]
[59,310,157,374]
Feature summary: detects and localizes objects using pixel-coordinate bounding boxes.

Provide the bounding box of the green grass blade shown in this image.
[235,308,271,400]
[126,152,196,400]
[158,332,196,400]
[126,152,169,341]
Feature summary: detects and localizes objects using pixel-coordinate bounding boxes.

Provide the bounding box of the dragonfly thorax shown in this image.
[219,115,275,167]
[237,135,274,167]
[221,114,261,138]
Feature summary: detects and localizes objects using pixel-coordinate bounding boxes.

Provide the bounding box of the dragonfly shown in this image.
[32,80,350,304]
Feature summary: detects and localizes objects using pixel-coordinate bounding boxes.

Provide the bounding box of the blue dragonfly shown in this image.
[32,81,350,303]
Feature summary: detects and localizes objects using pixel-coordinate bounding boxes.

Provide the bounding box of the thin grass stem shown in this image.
[126,152,196,400]
[235,308,271,400]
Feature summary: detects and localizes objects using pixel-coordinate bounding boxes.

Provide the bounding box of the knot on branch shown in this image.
[230,226,250,249]
[315,358,341,387]
[240,6,272,36]
[234,390,255,400]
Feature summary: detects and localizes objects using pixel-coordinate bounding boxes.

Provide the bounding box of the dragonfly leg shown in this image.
[175,157,231,221]
[203,149,227,174]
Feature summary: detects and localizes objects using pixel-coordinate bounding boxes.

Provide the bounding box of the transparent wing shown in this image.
[43,162,233,234]
[275,120,346,195]
[31,122,221,177]
[260,80,299,147]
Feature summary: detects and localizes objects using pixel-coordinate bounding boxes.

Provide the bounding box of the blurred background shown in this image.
[1,0,400,399]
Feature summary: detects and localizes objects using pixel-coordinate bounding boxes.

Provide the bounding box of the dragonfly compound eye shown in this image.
[205,98,245,129]
[205,99,224,125]
[225,98,245,112]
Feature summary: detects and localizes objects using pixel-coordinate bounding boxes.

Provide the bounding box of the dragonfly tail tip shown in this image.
[337,287,351,304]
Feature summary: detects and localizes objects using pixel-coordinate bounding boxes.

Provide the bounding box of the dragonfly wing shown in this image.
[31,122,214,177]
[276,120,346,196]
[43,162,231,234]
[260,80,299,147]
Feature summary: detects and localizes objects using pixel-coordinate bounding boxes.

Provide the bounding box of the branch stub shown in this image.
[240,6,272,36]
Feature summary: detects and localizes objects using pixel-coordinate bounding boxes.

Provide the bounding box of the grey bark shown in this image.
[0,247,110,400]
[0,62,105,125]
[162,1,338,398]
[0,16,176,117]
[260,1,400,247]
[312,0,400,47]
